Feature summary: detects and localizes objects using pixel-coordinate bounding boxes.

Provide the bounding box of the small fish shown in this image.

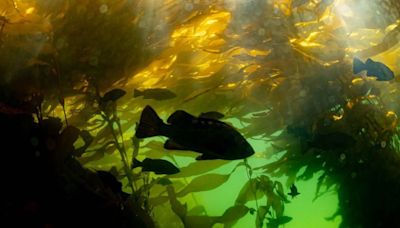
[133,88,177,100]
[288,184,300,198]
[135,105,254,160]
[131,158,180,175]
[199,111,225,120]
[101,88,126,102]
[308,132,356,150]
[353,57,394,81]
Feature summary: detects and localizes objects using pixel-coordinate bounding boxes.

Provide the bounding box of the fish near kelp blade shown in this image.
[136,106,254,160]
[365,58,395,81]
[353,57,366,74]
[101,88,126,102]
[132,158,180,175]
[142,158,180,175]
[288,184,300,198]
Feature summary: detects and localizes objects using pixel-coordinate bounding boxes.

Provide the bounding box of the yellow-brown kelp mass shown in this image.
[1,0,400,227]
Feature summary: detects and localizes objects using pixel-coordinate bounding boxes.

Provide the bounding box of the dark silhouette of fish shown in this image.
[131,158,179,175]
[134,88,176,100]
[101,88,126,102]
[353,57,394,81]
[288,184,300,198]
[135,105,254,160]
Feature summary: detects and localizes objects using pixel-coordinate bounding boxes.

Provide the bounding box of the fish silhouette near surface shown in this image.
[288,184,300,198]
[135,105,254,160]
[134,88,177,100]
[131,158,180,175]
[353,57,394,81]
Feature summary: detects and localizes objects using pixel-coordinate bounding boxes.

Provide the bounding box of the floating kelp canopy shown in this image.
[1,0,400,227]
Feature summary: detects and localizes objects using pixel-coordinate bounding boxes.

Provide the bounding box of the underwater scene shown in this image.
[1,0,400,227]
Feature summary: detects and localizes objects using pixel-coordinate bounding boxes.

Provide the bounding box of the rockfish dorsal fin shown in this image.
[167,110,196,125]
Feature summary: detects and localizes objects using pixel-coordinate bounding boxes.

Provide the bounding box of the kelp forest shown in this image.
[1,0,400,227]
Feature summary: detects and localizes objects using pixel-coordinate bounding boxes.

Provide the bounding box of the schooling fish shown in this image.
[131,158,180,175]
[353,57,394,81]
[288,184,300,198]
[135,105,254,160]
[133,88,177,100]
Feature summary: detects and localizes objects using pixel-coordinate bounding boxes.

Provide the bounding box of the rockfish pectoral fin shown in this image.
[164,139,189,150]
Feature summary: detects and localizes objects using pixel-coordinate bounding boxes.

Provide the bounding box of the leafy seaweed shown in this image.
[176,173,231,197]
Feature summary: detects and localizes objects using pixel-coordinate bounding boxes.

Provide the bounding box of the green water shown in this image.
[156,139,342,228]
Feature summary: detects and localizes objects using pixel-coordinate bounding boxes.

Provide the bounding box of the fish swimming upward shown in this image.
[135,105,255,160]
[353,57,394,81]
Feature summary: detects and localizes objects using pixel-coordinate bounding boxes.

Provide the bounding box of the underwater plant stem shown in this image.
[114,111,127,159]
[62,105,68,126]
[103,113,136,193]
[244,159,263,225]
[169,156,202,212]
[50,54,69,126]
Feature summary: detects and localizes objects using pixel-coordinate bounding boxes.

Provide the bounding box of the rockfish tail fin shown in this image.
[135,105,164,138]
[353,57,366,74]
